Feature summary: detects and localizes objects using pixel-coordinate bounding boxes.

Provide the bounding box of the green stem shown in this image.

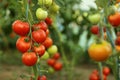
[98,62,103,80]
[32,65,38,80]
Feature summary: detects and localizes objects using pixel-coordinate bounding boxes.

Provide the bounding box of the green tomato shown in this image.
[76,16,83,24]
[88,13,100,24]
[36,8,48,20]
[41,51,49,60]
[47,45,58,55]
[49,2,60,13]
[38,0,52,7]
[48,67,55,74]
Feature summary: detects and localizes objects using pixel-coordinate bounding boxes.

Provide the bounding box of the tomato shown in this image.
[47,45,58,55]
[12,20,30,36]
[48,67,55,74]
[32,29,46,43]
[91,25,99,35]
[33,44,45,57]
[89,74,99,80]
[52,52,60,60]
[49,2,60,13]
[53,62,62,71]
[88,13,100,24]
[38,0,52,7]
[108,12,120,27]
[22,52,37,66]
[42,37,53,48]
[36,8,48,20]
[33,21,48,31]
[88,40,112,61]
[92,69,99,76]
[41,51,49,60]
[38,75,47,80]
[46,29,49,36]
[103,67,110,76]
[115,36,120,45]
[47,58,56,67]
[45,17,53,25]
[115,45,120,51]
[16,36,31,53]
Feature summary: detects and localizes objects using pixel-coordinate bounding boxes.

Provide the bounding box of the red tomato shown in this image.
[47,58,56,67]
[22,52,37,66]
[53,62,62,71]
[32,29,46,43]
[52,53,60,60]
[108,12,120,27]
[45,17,53,25]
[46,29,49,36]
[33,21,48,31]
[89,73,99,80]
[90,25,99,35]
[103,67,110,76]
[12,20,30,36]
[42,37,53,48]
[115,36,120,45]
[92,69,99,76]
[16,36,31,53]
[38,75,47,80]
[33,44,45,57]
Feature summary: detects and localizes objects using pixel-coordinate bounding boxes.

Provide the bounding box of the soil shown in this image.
[0,64,115,80]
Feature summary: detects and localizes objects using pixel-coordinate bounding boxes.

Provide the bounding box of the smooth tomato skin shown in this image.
[92,69,99,76]
[47,45,58,55]
[52,53,60,60]
[88,40,112,61]
[115,36,120,45]
[42,37,53,48]
[12,20,30,36]
[16,37,31,53]
[53,62,62,71]
[45,17,53,25]
[108,12,120,27]
[91,25,99,35]
[88,13,100,24]
[47,58,56,67]
[22,52,37,66]
[33,44,45,57]
[38,75,47,80]
[32,29,46,43]
[41,51,49,60]
[89,73,99,80]
[33,21,48,31]
[103,67,110,76]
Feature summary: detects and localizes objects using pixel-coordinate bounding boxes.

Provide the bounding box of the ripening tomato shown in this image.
[45,17,53,25]
[88,13,100,24]
[16,36,31,53]
[42,37,53,48]
[89,74,99,80]
[108,12,120,27]
[22,52,37,66]
[38,75,47,80]
[32,29,46,43]
[33,44,45,57]
[36,8,48,20]
[47,58,56,67]
[53,62,62,71]
[41,51,49,60]
[12,20,30,36]
[92,69,99,76]
[33,21,48,31]
[38,0,52,7]
[47,45,58,55]
[103,67,110,76]
[52,53,60,60]
[88,40,112,61]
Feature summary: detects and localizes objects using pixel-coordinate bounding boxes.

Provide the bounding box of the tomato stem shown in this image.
[98,62,103,80]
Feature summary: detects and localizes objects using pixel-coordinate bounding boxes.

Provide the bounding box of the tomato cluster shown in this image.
[89,67,110,80]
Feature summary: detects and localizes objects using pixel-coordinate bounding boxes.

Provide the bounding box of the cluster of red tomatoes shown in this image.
[89,67,110,80]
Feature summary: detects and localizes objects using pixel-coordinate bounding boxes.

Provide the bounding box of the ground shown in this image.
[0,64,114,80]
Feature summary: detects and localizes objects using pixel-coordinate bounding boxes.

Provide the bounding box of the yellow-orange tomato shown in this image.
[117,0,120,3]
[88,40,112,61]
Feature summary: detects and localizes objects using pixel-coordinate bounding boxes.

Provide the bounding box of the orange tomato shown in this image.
[117,0,120,3]
[115,45,120,51]
[88,40,112,61]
